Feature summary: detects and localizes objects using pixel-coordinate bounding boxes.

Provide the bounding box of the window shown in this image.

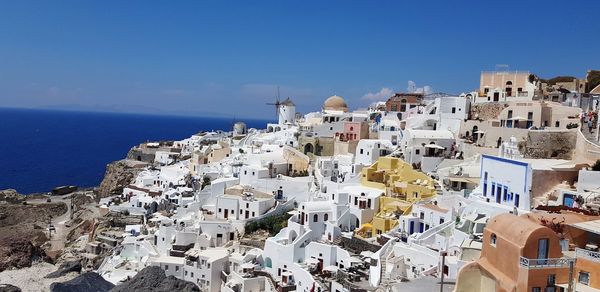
[483,172,488,196]
[439,218,445,224]
[175,266,179,272]
[490,233,497,246]
[527,112,533,120]
[532,288,541,292]
[451,107,456,113]
[415,149,420,155]
[324,213,329,221]
[165,265,169,271]
[420,212,424,219]
[360,149,364,154]
[547,274,555,285]
[313,214,318,222]
[579,271,590,285]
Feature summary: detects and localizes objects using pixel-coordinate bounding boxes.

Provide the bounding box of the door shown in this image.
[419,223,424,233]
[496,185,502,203]
[563,194,575,207]
[515,194,520,208]
[409,221,414,234]
[224,209,228,219]
[538,238,549,264]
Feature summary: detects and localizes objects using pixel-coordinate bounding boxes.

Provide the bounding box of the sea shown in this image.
[0,108,271,194]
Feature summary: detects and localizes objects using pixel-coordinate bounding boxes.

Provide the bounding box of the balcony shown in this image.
[519,256,574,269]
[576,248,600,263]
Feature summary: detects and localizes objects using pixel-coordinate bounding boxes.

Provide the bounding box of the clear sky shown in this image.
[1,1,599,118]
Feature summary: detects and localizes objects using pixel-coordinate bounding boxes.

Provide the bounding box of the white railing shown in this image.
[576,248,600,263]
[519,256,574,269]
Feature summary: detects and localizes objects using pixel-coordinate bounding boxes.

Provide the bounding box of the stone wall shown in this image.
[469,103,507,121]
[339,236,381,253]
[126,147,156,163]
[522,130,577,159]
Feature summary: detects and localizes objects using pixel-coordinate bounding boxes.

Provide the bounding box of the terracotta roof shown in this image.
[485,214,547,248]
[422,203,449,213]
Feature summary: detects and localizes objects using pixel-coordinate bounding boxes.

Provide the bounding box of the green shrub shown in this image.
[245,213,292,236]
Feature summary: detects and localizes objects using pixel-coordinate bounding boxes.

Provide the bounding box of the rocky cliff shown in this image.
[96,159,148,198]
[110,266,199,292]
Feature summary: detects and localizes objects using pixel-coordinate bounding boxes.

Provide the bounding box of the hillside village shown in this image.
[7,69,600,292]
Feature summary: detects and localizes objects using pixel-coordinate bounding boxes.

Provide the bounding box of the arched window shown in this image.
[313,214,318,222]
[400,99,407,112]
[265,257,272,268]
[324,213,329,221]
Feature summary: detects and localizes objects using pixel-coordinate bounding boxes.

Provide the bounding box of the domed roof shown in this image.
[323,95,348,112]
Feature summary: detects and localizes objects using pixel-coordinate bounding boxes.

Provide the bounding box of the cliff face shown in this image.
[96,160,147,198]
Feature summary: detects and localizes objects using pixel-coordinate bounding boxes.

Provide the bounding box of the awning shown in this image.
[449,177,480,184]
[424,144,445,150]
[508,116,528,120]
[569,219,600,235]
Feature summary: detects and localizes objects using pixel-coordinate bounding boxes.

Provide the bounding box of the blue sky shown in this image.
[1,1,599,118]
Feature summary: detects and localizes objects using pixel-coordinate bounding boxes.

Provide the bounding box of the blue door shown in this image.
[563,194,575,207]
[419,223,424,233]
[409,221,414,234]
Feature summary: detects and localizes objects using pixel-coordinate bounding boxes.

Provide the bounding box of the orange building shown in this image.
[455,211,600,292]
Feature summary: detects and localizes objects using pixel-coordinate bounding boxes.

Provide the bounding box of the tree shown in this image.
[592,160,600,171]
[201,176,211,190]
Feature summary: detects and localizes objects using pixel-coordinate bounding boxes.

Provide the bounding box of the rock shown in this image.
[45,260,82,278]
[0,284,22,292]
[96,160,147,198]
[0,238,46,272]
[110,266,199,292]
[50,272,114,292]
[0,189,25,204]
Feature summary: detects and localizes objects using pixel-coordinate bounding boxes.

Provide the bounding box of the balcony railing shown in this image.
[575,248,600,263]
[519,256,574,269]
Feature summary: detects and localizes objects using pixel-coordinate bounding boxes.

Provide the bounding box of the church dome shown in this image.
[323,95,348,112]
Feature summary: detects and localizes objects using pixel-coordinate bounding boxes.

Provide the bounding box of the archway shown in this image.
[472,126,479,142]
[289,230,298,243]
[505,81,513,97]
[267,126,273,133]
[304,143,314,154]
[265,257,272,268]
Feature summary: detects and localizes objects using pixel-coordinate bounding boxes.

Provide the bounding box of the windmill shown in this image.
[265,86,281,121]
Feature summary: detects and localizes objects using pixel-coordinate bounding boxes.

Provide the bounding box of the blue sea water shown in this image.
[0,108,270,194]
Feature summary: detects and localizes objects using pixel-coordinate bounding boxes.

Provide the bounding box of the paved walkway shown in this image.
[581,126,600,146]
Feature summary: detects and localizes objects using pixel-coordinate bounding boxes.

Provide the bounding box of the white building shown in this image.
[182,248,229,292]
[215,187,276,221]
[400,129,455,173]
[478,154,532,211]
[399,203,454,236]
[354,139,394,167]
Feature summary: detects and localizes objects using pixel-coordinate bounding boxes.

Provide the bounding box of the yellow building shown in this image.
[356,157,437,238]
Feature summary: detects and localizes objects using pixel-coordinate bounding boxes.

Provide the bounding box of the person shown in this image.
[588,117,594,133]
